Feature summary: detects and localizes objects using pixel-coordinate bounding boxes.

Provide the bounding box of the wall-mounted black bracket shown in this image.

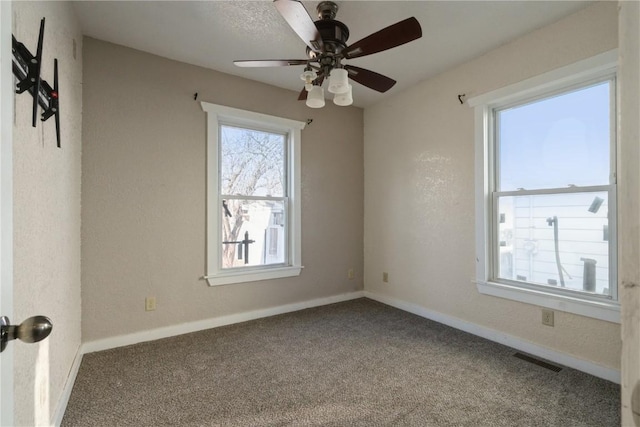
[40,59,60,147]
[13,18,43,128]
[12,18,61,148]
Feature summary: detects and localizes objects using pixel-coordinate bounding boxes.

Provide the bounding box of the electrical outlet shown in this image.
[348,268,354,280]
[383,272,389,283]
[542,309,554,327]
[145,296,156,312]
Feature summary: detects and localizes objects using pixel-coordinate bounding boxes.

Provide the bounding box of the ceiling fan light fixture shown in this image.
[306,85,325,108]
[300,68,317,92]
[333,84,353,106]
[328,68,349,94]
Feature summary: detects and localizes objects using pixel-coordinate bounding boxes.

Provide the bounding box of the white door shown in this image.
[0,1,13,425]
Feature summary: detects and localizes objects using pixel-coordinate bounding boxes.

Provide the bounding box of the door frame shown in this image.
[0,1,14,425]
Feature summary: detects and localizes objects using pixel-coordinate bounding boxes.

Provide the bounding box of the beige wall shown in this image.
[81,38,364,342]
[12,1,82,425]
[364,2,621,370]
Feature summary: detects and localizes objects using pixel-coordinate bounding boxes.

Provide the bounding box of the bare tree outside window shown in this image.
[220,125,286,268]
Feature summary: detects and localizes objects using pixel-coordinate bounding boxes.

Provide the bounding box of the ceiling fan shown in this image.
[234,0,422,107]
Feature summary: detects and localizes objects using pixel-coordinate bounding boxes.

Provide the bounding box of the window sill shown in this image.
[475,280,620,324]
[205,265,302,287]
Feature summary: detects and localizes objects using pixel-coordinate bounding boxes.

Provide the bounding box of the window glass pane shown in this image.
[221,198,286,269]
[220,125,286,197]
[497,81,610,191]
[497,191,610,296]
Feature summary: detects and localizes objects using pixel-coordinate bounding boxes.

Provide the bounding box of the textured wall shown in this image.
[12,2,82,425]
[364,2,621,370]
[81,38,364,342]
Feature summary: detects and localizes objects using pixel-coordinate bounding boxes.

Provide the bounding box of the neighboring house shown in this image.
[226,203,285,267]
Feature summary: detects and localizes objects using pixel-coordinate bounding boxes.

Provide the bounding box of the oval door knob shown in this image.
[14,315,53,343]
[0,315,53,353]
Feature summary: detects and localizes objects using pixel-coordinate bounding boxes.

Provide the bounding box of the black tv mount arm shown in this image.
[12,18,61,148]
[40,59,60,148]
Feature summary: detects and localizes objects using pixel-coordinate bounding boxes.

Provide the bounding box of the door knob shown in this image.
[0,315,52,353]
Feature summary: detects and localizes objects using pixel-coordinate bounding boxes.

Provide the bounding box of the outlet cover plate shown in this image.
[542,309,554,326]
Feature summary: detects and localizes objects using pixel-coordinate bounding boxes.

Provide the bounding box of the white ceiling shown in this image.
[73,1,594,108]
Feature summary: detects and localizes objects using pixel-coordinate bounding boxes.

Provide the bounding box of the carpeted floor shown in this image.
[62,298,620,426]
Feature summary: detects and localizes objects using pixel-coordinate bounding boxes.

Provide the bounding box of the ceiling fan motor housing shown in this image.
[311,1,349,56]
[314,19,349,55]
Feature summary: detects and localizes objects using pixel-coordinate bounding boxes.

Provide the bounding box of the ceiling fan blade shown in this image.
[345,65,396,93]
[234,59,309,67]
[297,87,307,101]
[298,74,325,101]
[274,0,324,53]
[343,17,422,59]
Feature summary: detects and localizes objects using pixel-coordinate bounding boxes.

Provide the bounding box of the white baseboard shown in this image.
[52,346,83,427]
[81,291,365,355]
[364,291,621,384]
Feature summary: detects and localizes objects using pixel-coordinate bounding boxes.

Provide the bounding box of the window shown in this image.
[201,102,304,286]
[469,50,619,323]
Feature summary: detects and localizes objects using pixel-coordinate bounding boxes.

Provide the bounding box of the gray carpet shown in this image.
[62,298,620,426]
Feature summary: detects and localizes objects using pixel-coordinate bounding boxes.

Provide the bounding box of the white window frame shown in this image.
[469,50,620,323]
[201,102,304,286]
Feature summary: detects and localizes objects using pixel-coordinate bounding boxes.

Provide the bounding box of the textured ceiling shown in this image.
[73,1,594,108]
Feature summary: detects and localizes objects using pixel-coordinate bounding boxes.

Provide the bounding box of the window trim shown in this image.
[201,102,305,286]
[469,49,620,323]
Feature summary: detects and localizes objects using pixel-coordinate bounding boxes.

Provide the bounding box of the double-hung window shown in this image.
[201,102,304,286]
[470,50,619,322]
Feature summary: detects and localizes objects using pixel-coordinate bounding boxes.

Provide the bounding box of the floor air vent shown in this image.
[513,352,562,372]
